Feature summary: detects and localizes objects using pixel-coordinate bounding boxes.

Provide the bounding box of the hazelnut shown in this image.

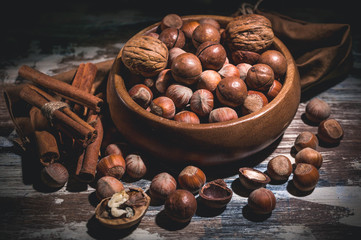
[97,154,126,179]
[267,155,292,181]
[238,167,270,190]
[145,32,159,38]
[128,84,153,109]
[159,28,186,49]
[155,69,173,94]
[293,163,319,192]
[199,18,220,30]
[143,78,155,89]
[165,84,193,109]
[241,90,268,115]
[160,13,183,30]
[171,53,202,85]
[168,47,186,67]
[218,64,241,79]
[318,119,344,144]
[231,50,260,65]
[41,163,69,188]
[105,142,130,157]
[192,23,221,48]
[149,172,177,202]
[174,111,200,124]
[199,179,233,208]
[196,41,227,71]
[190,89,214,117]
[209,107,238,123]
[178,165,206,194]
[294,131,318,152]
[267,80,282,100]
[197,70,222,92]
[248,188,276,214]
[305,98,331,123]
[259,50,287,79]
[181,20,200,39]
[236,63,252,81]
[295,147,323,169]
[216,77,248,107]
[150,96,176,119]
[125,154,147,179]
[165,189,197,223]
[246,63,274,91]
[96,176,125,200]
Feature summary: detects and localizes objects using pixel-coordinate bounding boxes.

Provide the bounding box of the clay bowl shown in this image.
[107,15,300,166]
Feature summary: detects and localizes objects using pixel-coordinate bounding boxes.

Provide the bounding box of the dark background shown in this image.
[0,0,357,67]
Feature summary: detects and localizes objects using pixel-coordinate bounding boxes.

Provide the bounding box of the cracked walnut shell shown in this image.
[226,14,274,53]
[121,35,168,77]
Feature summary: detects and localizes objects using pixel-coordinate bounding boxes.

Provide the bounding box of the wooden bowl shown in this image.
[107,15,300,166]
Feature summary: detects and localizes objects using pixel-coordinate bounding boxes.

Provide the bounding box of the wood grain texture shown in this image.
[1,4,360,239]
[1,73,361,239]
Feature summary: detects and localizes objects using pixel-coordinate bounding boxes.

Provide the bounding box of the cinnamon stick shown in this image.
[18,65,103,113]
[30,107,60,166]
[19,84,97,147]
[71,63,98,116]
[76,114,103,182]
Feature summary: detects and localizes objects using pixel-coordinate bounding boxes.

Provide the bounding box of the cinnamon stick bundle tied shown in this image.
[19,84,97,147]
[18,65,103,113]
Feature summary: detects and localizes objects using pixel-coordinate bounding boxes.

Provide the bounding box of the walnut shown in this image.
[121,35,168,77]
[226,14,274,53]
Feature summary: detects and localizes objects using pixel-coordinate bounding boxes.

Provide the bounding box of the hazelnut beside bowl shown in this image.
[199,179,233,208]
[107,15,301,166]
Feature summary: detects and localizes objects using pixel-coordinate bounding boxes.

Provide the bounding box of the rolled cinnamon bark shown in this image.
[29,107,60,166]
[76,114,103,182]
[18,65,103,113]
[19,84,97,147]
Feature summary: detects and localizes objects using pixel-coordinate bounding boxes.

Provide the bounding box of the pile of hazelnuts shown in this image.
[238,97,344,215]
[126,13,286,123]
[93,99,344,224]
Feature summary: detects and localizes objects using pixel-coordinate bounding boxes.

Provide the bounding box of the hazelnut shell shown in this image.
[95,187,150,229]
[199,179,233,208]
[238,167,270,190]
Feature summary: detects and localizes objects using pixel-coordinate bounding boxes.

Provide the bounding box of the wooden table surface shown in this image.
[1,2,360,239]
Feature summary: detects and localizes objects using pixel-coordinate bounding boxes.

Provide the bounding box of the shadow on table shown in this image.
[155,209,191,230]
[87,215,139,239]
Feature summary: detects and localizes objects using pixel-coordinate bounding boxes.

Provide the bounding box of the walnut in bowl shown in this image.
[107,15,300,166]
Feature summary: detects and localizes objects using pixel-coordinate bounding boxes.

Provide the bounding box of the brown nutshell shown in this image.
[199,179,233,208]
[318,119,344,144]
[165,189,197,223]
[267,155,292,181]
[121,35,168,77]
[226,14,274,53]
[238,167,270,190]
[294,131,318,152]
[246,64,274,91]
[248,187,276,214]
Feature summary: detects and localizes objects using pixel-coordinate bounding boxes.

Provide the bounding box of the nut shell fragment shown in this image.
[95,187,150,229]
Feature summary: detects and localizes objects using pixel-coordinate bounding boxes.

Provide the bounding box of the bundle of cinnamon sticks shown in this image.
[18,63,104,183]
